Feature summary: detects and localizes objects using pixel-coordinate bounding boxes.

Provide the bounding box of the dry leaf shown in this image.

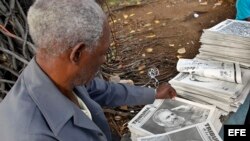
[177,55,182,59]
[148,27,153,31]
[130,30,135,34]
[110,42,115,46]
[200,2,208,5]
[146,12,153,15]
[144,23,151,27]
[214,1,223,6]
[154,20,160,24]
[115,116,122,121]
[138,65,146,71]
[139,71,145,74]
[146,34,156,38]
[178,48,186,54]
[123,14,128,19]
[142,53,146,57]
[169,44,175,47]
[146,48,153,53]
[129,13,135,17]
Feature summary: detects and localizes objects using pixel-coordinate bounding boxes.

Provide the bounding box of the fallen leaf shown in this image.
[130,13,135,17]
[139,71,145,74]
[110,42,115,46]
[130,30,135,34]
[138,65,146,71]
[144,23,151,27]
[214,1,223,6]
[154,20,160,24]
[142,53,146,57]
[130,110,135,113]
[169,44,175,47]
[200,2,208,5]
[177,55,182,59]
[178,48,186,54]
[123,14,128,19]
[115,116,122,121]
[146,34,156,38]
[146,12,153,15]
[146,48,153,53]
[148,28,153,31]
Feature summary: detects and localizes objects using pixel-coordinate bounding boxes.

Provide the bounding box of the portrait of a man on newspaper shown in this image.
[152,105,209,132]
[134,98,213,134]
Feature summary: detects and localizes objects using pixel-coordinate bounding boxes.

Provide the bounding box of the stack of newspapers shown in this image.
[169,59,250,113]
[128,97,223,141]
[196,19,250,68]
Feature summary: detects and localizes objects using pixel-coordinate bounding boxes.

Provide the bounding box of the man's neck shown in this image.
[35,53,75,101]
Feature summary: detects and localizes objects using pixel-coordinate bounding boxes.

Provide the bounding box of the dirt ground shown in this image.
[105,0,236,137]
[111,0,235,58]
[104,0,235,85]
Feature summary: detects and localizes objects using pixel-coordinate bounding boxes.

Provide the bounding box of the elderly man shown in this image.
[0,0,176,141]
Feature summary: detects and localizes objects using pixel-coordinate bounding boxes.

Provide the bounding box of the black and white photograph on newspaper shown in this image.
[141,98,210,134]
[138,122,222,141]
[138,127,202,141]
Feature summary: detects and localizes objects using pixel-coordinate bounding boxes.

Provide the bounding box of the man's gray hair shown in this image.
[27,0,106,55]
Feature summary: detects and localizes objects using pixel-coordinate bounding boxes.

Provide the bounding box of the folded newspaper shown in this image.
[176,59,242,84]
[169,68,250,112]
[137,121,222,141]
[169,72,244,98]
[128,97,219,140]
[198,19,250,68]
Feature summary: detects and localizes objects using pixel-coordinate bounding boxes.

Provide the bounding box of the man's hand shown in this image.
[155,83,176,99]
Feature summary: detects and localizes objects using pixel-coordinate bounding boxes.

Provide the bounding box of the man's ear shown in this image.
[70,42,86,64]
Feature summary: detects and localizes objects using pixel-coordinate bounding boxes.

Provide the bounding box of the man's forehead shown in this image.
[159,110,172,116]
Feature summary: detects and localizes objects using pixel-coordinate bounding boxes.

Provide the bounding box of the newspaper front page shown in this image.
[176,59,242,84]
[137,122,222,141]
[128,97,216,138]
